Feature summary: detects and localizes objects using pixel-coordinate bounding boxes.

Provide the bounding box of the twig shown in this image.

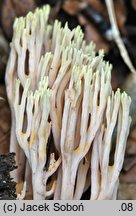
[105,0,136,74]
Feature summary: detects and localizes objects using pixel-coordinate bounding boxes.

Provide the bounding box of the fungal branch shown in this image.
[5,5,51,185]
[91,90,131,200]
[14,77,61,200]
[105,0,136,74]
[74,155,90,200]
[60,63,112,200]
[50,45,97,153]
[5,4,97,185]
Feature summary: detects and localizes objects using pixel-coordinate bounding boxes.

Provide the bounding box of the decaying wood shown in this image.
[0,153,17,200]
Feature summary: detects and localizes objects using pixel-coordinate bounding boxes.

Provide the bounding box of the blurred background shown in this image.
[0,0,136,199]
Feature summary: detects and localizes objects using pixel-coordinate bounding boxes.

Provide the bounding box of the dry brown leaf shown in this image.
[1,0,36,39]
[123,157,136,172]
[120,165,136,183]
[126,125,136,155]
[114,0,127,34]
[63,0,81,15]
[118,183,136,200]
[84,22,109,52]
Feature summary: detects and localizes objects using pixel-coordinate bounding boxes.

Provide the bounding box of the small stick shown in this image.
[105,0,136,74]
